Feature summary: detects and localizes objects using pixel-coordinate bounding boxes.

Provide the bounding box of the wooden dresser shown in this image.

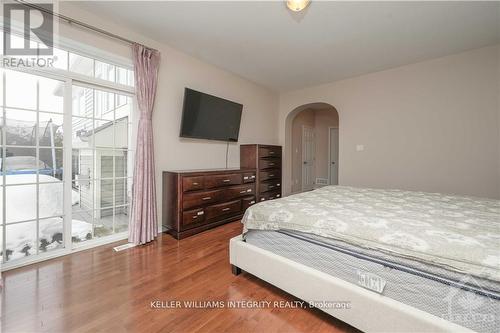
[162,168,257,239]
[240,144,282,202]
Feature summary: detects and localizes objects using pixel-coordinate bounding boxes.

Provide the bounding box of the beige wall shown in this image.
[60,4,280,230]
[280,45,500,199]
[290,108,338,193]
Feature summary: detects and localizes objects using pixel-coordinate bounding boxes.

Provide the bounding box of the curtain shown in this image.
[129,43,160,245]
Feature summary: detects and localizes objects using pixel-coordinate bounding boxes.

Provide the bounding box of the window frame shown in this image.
[1,43,135,271]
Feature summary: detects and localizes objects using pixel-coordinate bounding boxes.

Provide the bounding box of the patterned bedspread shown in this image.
[242,186,500,282]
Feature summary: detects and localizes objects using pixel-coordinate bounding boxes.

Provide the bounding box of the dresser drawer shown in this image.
[259,180,281,193]
[242,172,256,183]
[259,190,281,202]
[183,190,220,210]
[225,184,255,200]
[259,146,281,158]
[205,200,241,220]
[242,196,256,210]
[182,176,204,192]
[205,173,242,188]
[259,158,281,169]
[259,170,280,181]
[182,208,205,228]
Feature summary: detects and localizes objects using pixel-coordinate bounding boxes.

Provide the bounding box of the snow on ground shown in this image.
[1,174,92,261]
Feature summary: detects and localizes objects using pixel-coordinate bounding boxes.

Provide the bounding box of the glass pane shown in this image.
[72,149,94,182]
[94,209,113,237]
[94,90,115,120]
[114,120,129,149]
[39,148,63,181]
[39,182,63,218]
[114,205,129,233]
[6,221,36,261]
[6,184,36,223]
[0,68,4,107]
[72,117,93,148]
[95,61,115,82]
[72,86,93,118]
[114,178,129,206]
[127,70,134,86]
[39,217,63,252]
[94,120,113,148]
[69,53,94,76]
[52,47,68,70]
[71,210,93,243]
[39,112,63,147]
[115,95,131,120]
[4,147,38,173]
[39,77,64,113]
[99,179,113,209]
[5,70,37,110]
[114,152,128,178]
[116,67,134,87]
[72,180,94,212]
[5,109,36,146]
[116,67,128,85]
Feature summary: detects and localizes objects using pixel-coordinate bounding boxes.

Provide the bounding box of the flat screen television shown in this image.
[179,88,243,142]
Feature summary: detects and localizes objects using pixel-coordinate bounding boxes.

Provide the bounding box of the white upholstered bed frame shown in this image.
[229,235,473,333]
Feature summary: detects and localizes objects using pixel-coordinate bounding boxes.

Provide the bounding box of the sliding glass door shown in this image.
[1,49,134,267]
[1,70,65,262]
[71,84,133,244]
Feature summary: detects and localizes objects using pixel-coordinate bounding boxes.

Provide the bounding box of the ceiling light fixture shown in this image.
[286,0,311,12]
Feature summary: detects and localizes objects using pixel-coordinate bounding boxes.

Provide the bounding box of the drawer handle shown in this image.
[260,198,266,201]
[269,174,274,177]
[243,176,248,180]
[192,182,199,185]
[240,190,247,194]
[269,185,274,189]
[247,189,252,192]
[250,200,255,204]
[222,207,231,212]
[202,197,212,200]
[277,183,281,186]
[192,216,198,219]
[222,179,231,183]
[251,175,255,179]
[277,194,281,197]
[269,163,274,166]
[269,151,274,154]
[197,211,204,216]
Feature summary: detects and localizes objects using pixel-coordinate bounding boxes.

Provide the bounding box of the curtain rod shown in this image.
[15,0,150,48]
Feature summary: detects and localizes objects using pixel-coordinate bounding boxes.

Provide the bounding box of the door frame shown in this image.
[328,126,339,185]
[0,66,134,271]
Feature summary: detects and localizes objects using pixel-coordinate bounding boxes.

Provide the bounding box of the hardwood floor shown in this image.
[2,222,358,333]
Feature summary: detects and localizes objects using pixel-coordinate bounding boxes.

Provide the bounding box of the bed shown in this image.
[230,185,500,333]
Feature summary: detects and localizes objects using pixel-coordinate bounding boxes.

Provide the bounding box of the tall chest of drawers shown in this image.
[240,144,282,202]
[163,168,257,239]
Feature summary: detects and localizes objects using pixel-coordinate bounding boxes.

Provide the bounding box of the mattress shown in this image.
[243,186,500,282]
[245,230,500,333]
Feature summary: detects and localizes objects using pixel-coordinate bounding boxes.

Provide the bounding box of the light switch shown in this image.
[356,144,365,152]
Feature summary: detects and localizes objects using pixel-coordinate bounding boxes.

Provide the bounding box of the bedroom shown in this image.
[1,1,499,333]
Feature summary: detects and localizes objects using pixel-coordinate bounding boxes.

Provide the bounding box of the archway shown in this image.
[284,103,339,195]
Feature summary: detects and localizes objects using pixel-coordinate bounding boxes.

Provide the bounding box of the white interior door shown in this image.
[329,128,339,185]
[302,125,315,191]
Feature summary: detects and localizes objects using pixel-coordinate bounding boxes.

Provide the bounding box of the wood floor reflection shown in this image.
[2,221,358,333]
